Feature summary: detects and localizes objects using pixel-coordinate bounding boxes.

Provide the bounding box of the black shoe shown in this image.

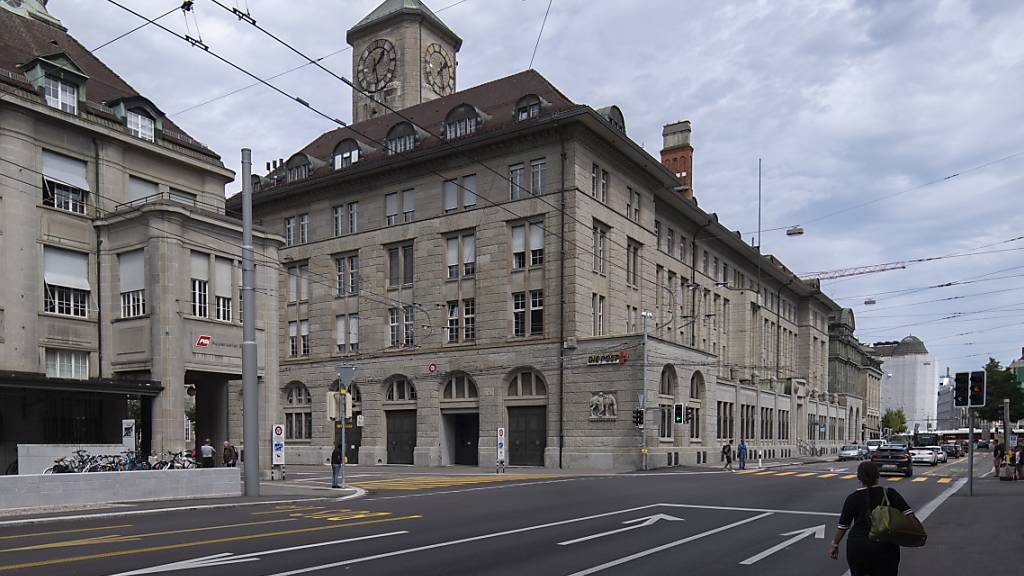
[332,485,340,489]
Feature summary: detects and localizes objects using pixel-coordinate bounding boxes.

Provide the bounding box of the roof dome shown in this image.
[893,335,928,356]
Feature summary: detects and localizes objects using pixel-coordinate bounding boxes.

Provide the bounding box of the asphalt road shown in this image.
[0,457,978,576]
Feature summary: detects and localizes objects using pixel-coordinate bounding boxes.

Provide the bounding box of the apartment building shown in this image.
[0,1,280,473]
[231,0,852,469]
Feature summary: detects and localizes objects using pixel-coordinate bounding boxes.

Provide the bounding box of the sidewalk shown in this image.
[901,476,1024,575]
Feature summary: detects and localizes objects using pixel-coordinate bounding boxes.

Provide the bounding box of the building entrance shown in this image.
[345,414,361,464]
[508,406,546,466]
[386,410,416,464]
[443,413,479,466]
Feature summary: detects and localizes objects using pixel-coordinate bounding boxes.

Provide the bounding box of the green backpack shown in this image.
[868,487,927,547]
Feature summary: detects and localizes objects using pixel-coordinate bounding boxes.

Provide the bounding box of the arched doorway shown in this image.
[505,369,547,466]
[441,373,479,465]
[384,376,416,464]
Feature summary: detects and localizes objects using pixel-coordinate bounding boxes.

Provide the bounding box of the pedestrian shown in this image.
[993,441,1004,476]
[330,445,343,489]
[222,441,237,468]
[722,442,734,472]
[200,438,216,469]
[829,461,918,575]
[738,439,748,470]
[1016,445,1024,481]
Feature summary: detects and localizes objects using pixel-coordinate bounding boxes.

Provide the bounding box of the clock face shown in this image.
[356,39,397,93]
[423,43,455,96]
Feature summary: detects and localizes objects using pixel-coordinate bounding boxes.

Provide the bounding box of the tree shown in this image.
[882,409,907,434]
[975,358,1024,423]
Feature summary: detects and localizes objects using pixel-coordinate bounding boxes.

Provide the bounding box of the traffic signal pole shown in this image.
[968,409,974,496]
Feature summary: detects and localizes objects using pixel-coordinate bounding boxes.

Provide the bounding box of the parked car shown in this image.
[838,445,866,461]
[941,445,959,459]
[866,439,886,453]
[977,441,990,450]
[910,447,938,466]
[871,444,913,477]
[926,446,948,463]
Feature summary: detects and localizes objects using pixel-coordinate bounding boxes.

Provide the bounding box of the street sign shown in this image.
[272,423,285,465]
[121,419,135,450]
[336,365,356,389]
[496,427,506,462]
[356,414,365,427]
[194,334,211,347]
[819,423,826,432]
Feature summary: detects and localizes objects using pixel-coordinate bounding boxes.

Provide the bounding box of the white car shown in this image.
[866,440,885,453]
[925,446,947,463]
[838,445,866,461]
[910,448,938,466]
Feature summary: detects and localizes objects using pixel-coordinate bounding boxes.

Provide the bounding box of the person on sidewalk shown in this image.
[1015,444,1023,480]
[722,442,734,472]
[222,441,237,468]
[829,461,917,575]
[737,439,748,470]
[993,441,1004,477]
[199,439,216,469]
[330,445,343,489]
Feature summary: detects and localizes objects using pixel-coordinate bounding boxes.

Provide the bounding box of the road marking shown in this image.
[109,531,408,575]
[774,472,797,476]
[0,524,132,541]
[817,474,838,479]
[656,503,839,517]
[0,515,420,572]
[753,471,776,475]
[886,477,903,482]
[841,475,857,479]
[739,524,825,565]
[557,513,684,545]
[917,477,968,521]
[796,472,817,477]
[363,477,590,501]
[251,506,324,515]
[567,513,775,576]
[912,477,928,482]
[936,477,953,484]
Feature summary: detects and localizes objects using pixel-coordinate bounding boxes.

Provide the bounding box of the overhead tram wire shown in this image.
[528,0,554,70]
[90,2,186,52]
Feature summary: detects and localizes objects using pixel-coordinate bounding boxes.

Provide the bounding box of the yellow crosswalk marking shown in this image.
[886,477,903,482]
[350,474,556,492]
[774,471,797,476]
[841,474,857,479]
[937,477,953,484]
[796,472,817,477]
[817,473,838,478]
[912,477,928,482]
[754,471,776,475]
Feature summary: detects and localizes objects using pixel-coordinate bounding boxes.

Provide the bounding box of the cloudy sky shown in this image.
[49,0,1024,374]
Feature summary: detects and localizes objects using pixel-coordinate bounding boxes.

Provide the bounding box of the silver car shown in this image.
[838,445,866,461]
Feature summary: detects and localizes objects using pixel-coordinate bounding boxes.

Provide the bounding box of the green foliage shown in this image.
[882,408,908,434]
[975,358,1024,423]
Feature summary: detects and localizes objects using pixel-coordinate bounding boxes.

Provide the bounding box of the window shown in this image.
[591,293,605,336]
[296,320,309,356]
[530,159,546,195]
[655,221,662,250]
[713,256,719,281]
[385,378,417,401]
[512,222,544,269]
[46,349,88,380]
[347,255,359,294]
[515,95,542,120]
[592,222,607,274]
[444,104,480,139]
[444,180,459,213]
[679,237,687,262]
[600,170,608,203]
[284,217,295,246]
[507,370,547,396]
[387,306,415,349]
[509,164,525,200]
[286,160,310,183]
[626,239,640,287]
[284,383,312,440]
[118,250,145,319]
[667,228,675,256]
[169,189,196,205]
[298,213,309,244]
[385,122,417,155]
[388,308,400,348]
[462,174,477,208]
[348,202,359,233]
[336,257,346,296]
[215,296,232,322]
[591,164,599,197]
[464,298,476,341]
[126,110,155,142]
[446,233,476,278]
[188,252,209,317]
[45,284,88,318]
[402,189,415,222]
[627,187,640,222]
[447,301,460,343]
[385,193,398,225]
[530,290,544,336]
[513,292,526,337]
[702,250,709,275]
[287,265,309,302]
[44,77,77,114]
[444,175,477,212]
[512,225,526,269]
[333,139,360,169]
[41,150,89,214]
[723,263,730,286]
[387,244,414,287]
[659,404,673,439]
[530,223,544,266]
[660,367,676,396]
[443,375,478,399]
[214,257,232,321]
[288,321,298,356]
[334,206,344,237]
[403,306,415,347]
[336,314,359,353]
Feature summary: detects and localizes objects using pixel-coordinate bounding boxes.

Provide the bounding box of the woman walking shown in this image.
[828,461,918,575]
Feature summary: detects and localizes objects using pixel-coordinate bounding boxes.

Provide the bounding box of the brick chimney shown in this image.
[661,120,693,200]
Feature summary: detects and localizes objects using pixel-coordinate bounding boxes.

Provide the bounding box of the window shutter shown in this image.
[530,222,543,250]
[118,250,145,292]
[44,246,90,290]
[463,234,475,264]
[349,315,359,344]
[403,189,415,211]
[447,237,459,267]
[462,175,477,206]
[190,252,209,281]
[444,180,458,211]
[41,150,90,191]
[385,193,398,216]
[288,321,297,337]
[512,225,525,252]
[300,320,309,336]
[128,176,159,202]
[336,315,345,345]
[215,258,232,297]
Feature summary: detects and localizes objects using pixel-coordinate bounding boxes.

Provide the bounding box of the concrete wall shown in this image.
[0,468,239,510]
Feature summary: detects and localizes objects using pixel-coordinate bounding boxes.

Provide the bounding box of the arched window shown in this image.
[285,154,311,183]
[333,139,360,169]
[443,374,478,400]
[385,377,417,401]
[515,95,542,121]
[385,122,417,156]
[689,371,704,400]
[507,370,546,397]
[283,382,312,440]
[444,104,480,139]
[660,366,677,396]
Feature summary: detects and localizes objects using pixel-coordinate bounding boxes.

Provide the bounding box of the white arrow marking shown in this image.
[558,513,684,545]
[108,530,408,575]
[739,524,826,565]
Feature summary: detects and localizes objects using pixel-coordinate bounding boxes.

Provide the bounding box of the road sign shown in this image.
[272,424,285,465]
[121,419,135,450]
[496,427,506,462]
[356,414,365,427]
[336,365,356,389]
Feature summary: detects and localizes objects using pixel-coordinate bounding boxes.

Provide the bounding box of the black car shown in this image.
[941,445,959,459]
[871,444,913,477]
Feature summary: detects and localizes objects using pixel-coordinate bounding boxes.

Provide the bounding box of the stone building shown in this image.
[827,308,881,442]
[232,0,854,470]
[0,1,280,474]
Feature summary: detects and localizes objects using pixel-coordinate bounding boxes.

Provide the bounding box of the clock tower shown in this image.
[347,0,462,124]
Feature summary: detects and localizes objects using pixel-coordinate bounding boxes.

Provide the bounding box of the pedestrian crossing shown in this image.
[734,469,955,484]
[350,473,558,492]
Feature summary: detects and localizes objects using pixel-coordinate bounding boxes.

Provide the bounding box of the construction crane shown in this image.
[799,261,908,281]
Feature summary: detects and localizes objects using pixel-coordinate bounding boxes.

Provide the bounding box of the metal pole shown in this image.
[1002,398,1010,474]
[968,409,974,496]
[340,392,347,488]
[642,310,649,471]
[241,149,260,497]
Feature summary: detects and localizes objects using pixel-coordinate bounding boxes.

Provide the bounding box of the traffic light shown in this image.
[326,392,341,421]
[632,408,645,428]
[685,406,695,424]
[953,372,969,408]
[674,404,684,424]
[969,370,986,407]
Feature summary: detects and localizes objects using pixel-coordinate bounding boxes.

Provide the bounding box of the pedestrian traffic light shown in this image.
[953,372,969,408]
[969,370,986,407]
[632,408,645,428]
[674,404,684,424]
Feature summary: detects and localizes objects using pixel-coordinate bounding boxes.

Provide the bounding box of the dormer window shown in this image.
[385,122,417,156]
[333,139,361,169]
[444,104,480,140]
[516,95,542,121]
[44,77,77,114]
[285,154,311,183]
[127,110,155,142]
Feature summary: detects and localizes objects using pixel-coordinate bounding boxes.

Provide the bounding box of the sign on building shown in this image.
[587,350,630,366]
[121,419,135,451]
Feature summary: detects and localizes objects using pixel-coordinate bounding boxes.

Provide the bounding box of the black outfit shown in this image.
[838,486,913,576]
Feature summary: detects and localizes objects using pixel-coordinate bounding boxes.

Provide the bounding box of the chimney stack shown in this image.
[660,120,693,200]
